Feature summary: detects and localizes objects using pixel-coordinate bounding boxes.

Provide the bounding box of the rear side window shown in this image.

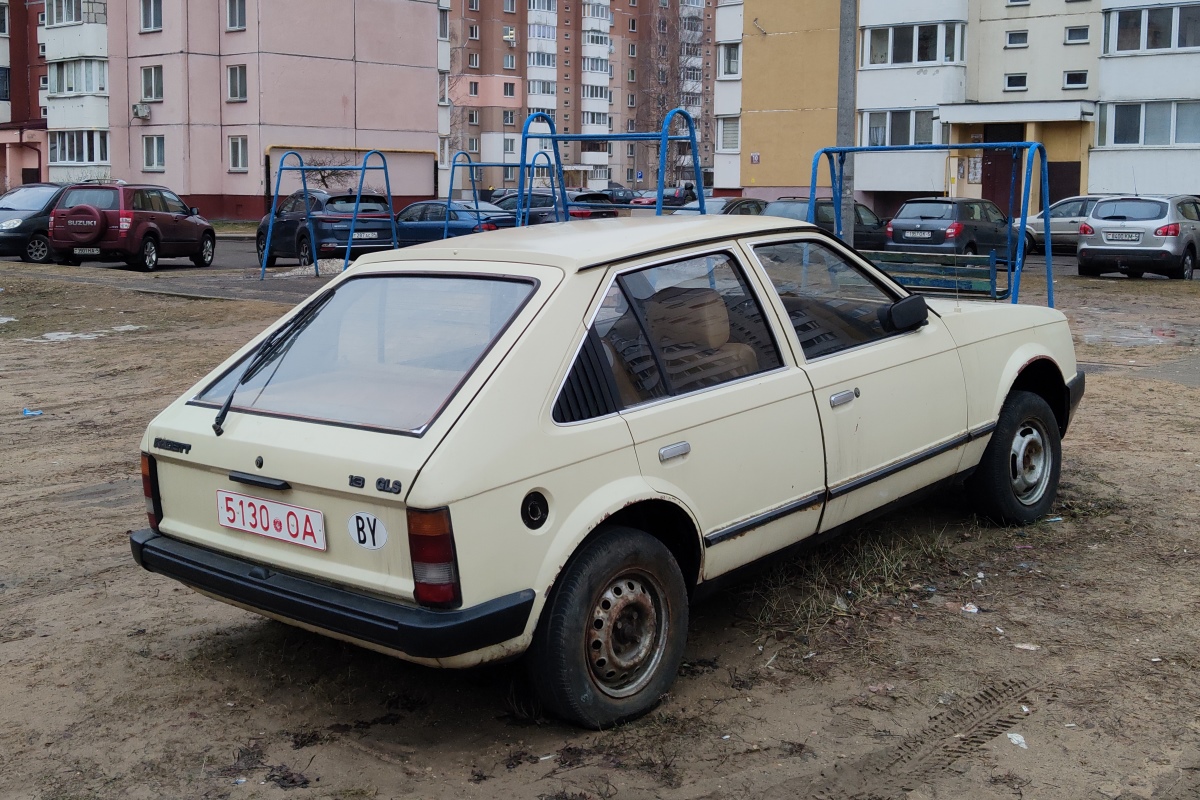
[1093,199,1168,221]
[554,252,783,423]
[60,188,118,210]
[196,275,535,435]
[896,201,954,220]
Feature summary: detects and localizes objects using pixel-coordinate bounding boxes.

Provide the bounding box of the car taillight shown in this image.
[569,208,592,218]
[406,507,461,608]
[472,222,498,232]
[48,214,55,232]
[885,220,893,240]
[141,453,162,532]
[1155,222,1180,237]
[1079,222,1094,235]
[945,221,964,239]
[119,212,133,232]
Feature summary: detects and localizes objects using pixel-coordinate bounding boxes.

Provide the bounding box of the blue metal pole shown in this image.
[1038,144,1054,308]
[259,149,300,280]
[297,155,320,278]
[655,112,670,216]
[373,150,399,252]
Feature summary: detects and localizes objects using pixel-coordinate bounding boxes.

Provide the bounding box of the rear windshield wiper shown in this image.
[212,291,335,436]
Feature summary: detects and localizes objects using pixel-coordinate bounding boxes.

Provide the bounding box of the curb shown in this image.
[215,233,256,241]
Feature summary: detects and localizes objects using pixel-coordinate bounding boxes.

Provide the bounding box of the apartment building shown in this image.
[441,0,716,197]
[712,0,742,193]
[0,0,50,189]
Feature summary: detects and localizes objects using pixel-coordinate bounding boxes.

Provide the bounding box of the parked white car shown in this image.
[130,216,1084,728]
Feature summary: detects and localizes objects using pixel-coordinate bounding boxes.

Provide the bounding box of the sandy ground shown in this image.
[1,261,1199,800]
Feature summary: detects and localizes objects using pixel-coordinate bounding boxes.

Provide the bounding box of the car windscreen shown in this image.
[1093,199,1168,221]
[453,202,506,213]
[325,195,390,213]
[0,185,59,211]
[895,202,955,220]
[762,201,809,221]
[195,275,536,435]
[60,188,119,210]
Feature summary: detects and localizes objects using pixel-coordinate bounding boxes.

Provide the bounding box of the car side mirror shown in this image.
[879,294,928,333]
[190,207,200,216]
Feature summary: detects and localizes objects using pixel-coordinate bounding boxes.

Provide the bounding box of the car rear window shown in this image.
[0,185,59,211]
[195,275,536,435]
[325,195,390,213]
[60,188,119,210]
[1093,199,1168,221]
[895,202,955,220]
[762,200,810,221]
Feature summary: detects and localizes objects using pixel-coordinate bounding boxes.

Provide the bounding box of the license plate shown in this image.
[904,230,933,239]
[351,231,378,239]
[1106,232,1140,242]
[74,247,101,255]
[216,490,327,550]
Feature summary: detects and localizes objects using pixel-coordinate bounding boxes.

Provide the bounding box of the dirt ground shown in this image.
[1,261,1198,800]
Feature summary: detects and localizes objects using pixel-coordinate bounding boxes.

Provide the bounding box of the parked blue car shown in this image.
[393,200,516,246]
[256,190,400,267]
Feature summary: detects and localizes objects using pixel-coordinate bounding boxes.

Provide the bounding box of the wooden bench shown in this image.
[859,250,1011,301]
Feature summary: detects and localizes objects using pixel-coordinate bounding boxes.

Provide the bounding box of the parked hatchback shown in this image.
[50,182,215,271]
[130,215,1082,729]
[763,197,889,250]
[0,183,66,264]
[493,191,618,224]
[1077,195,1200,280]
[393,200,515,247]
[886,197,1012,257]
[672,197,768,216]
[1016,195,1106,253]
[257,190,399,268]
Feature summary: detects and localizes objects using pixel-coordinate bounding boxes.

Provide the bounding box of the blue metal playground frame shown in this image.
[258,150,399,280]
[443,149,557,239]
[808,142,1056,307]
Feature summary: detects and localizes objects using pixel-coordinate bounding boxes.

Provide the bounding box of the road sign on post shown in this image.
[637,171,643,182]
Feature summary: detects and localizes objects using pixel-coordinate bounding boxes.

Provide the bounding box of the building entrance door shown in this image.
[982,123,1026,214]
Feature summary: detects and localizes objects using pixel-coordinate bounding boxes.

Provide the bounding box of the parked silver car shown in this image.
[1016,195,1106,253]
[1077,195,1200,279]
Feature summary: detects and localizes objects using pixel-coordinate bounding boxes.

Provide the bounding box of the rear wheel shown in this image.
[297,236,313,268]
[191,233,215,268]
[527,526,688,729]
[1173,249,1195,281]
[969,390,1062,525]
[133,237,159,272]
[23,233,52,264]
[963,243,977,256]
[256,234,277,269]
[1127,270,1144,279]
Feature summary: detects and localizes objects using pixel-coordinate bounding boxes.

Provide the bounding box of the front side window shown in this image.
[196,276,536,435]
[754,241,899,360]
[143,134,165,171]
[141,0,162,31]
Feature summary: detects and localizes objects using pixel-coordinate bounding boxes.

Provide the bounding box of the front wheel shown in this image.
[527,527,688,729]
[23,233,52,264]
[256,234,277,269]
[969,390,1062,525]
[191,233,215,268]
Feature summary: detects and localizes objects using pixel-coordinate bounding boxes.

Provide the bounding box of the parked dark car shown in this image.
[762,197,890,250]
[885,197,1013,257]
[256,190,400,268]
[393,200,515,246]
[671,197,768,216]
[50,182,215,271]
[0,183,66,264]
[602,187,638,204]
[492,190,618,224]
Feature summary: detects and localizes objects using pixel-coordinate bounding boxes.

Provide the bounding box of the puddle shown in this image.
[26,331,104,342]
[0,316,15,325]
[111,324,146,332]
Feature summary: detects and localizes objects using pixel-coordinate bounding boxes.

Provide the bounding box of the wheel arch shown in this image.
[1008,357,1070,435]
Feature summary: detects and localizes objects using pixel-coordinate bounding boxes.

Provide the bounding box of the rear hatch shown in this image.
[1091,198,1168,248]
[145,268,551,603]
[318,195,399,246]
[50,186,121,250]
[891,201,956,245]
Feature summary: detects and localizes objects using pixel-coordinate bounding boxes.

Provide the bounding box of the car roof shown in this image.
[903,197,975,204]
[354,215,815,273]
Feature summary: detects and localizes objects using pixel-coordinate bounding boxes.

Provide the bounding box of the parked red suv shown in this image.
[49,182,216,271]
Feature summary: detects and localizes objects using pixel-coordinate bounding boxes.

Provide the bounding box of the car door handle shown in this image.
[229,471,291,491]
[658,442,691,462]
[830,389,859,408]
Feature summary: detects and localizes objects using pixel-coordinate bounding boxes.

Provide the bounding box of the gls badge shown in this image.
[348,512,388,550]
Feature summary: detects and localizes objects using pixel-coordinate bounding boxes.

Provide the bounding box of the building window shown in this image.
[438,9,449,39]
[0,68,8,101]
[1004,73,1028,91]
[141,65,164,101]
[719,43,741,77]
[503,81,515,97]
[142,135,165,171]
[1109,6,1200,53]
[467,108,479,124]
[438,71,449,104]
[141,0,162,32]
[468,24,479,40]
[47,0,81,26]
[628,17,636,31]
[468,80,479,96]
[504,166,517,181]
[40,74,49,89]
[504,0,516,11]
[227,64,247,101]
[229,135,248,172]
[864,23,963,66]
[504,53,516,69]
[503,137,515,153]
[529,0,556,9]
[627,68,636,82]
[48,130,109,164]
[527,79,556,94]
[628,43,636,57]
[0,4,8,35]
[468,52,480,68]
[468,0,479,9]
[1065,25,1089,44]
[39,43,46,56]
[528,51,556,67]
[503,109,515,125]
[467,137,480,153]
[40,106,47,117]
[48,59,108,95]
[1006,30,1028,48]
[38,11,45,25]
[1098,100,1200,146]
[528,23,555,39]
[864,109,937,146]
[717,117,740,152]
[1063,70,1088,89]
[227,0,246,30]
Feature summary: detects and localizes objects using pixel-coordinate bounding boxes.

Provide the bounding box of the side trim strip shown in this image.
[704,490,826,547]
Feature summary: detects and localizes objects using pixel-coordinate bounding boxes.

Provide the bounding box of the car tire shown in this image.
[191,233,215,268]
[1024,232,1037,256]
[256,234,277,269]
[963,244,977,256]
[969,390,1062,526]
[527,526,689,729]
[1173,249,1195,281]
[297,236,313,268]
[134,237,159,272]
[21,233,52,264]
[1127,270,1144,279]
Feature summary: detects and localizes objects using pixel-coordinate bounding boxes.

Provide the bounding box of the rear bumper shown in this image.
[1077,247,1181,269]
[129,529,535,660]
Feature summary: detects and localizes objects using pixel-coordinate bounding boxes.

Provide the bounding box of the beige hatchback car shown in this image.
[130,216,1083,728]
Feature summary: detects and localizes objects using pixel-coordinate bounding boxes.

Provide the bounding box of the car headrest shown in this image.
[644,288,730,352]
